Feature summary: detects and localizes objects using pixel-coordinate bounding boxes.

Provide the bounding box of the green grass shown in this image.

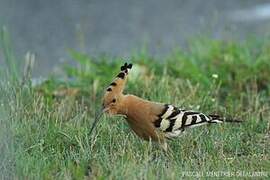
[0,33,270,179]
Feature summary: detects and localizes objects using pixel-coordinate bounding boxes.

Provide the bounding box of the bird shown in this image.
[91,62,241,152]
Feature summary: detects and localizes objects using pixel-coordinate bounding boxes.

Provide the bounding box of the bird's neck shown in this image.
[119,94,164,120]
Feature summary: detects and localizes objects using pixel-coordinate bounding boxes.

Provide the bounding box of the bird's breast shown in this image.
[125,116,162,142]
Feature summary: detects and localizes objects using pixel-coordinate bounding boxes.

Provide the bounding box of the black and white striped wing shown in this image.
[154,104,217,139]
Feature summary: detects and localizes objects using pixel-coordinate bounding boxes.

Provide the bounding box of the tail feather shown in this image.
[208,114,242,123]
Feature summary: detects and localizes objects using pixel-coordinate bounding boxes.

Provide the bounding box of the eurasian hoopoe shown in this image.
[91,63,241,151]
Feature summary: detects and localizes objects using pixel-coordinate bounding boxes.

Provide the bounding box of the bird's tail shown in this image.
[208,114,242,123]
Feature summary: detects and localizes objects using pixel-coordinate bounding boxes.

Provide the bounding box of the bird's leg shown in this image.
[160,141,168,153]
[148,141,168,163]
[158,141,174,168]
[160,141,173,159]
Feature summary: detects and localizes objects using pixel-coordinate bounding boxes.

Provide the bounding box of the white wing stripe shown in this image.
[172,111,185,130]
[185,115,193,126]
[161,105,174,119]
[160,119,170,131]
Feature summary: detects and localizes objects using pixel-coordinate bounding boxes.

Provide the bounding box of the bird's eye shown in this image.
[112,98,116,103]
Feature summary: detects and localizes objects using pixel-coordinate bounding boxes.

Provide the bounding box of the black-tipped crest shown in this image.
[115,62,133,79]
[104,62,133,97]
[120,62,133,71]
[120,63,127,71]
[127,63,132,69]
[117,72,125,79]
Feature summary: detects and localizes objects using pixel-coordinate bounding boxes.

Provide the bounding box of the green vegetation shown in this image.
[1,30,269,179]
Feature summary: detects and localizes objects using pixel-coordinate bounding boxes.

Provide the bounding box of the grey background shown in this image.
[0,0,270,76]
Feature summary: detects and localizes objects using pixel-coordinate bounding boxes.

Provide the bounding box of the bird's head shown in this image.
[102,62,132,115]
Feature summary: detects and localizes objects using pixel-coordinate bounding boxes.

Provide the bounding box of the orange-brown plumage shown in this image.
[102,63,165,142]
[99,62,241,151]
[120,95,165,142]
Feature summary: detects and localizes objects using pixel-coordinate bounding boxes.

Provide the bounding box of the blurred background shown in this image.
[1,0,270,76]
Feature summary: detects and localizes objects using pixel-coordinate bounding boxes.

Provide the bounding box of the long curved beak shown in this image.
[88,107,108,136]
